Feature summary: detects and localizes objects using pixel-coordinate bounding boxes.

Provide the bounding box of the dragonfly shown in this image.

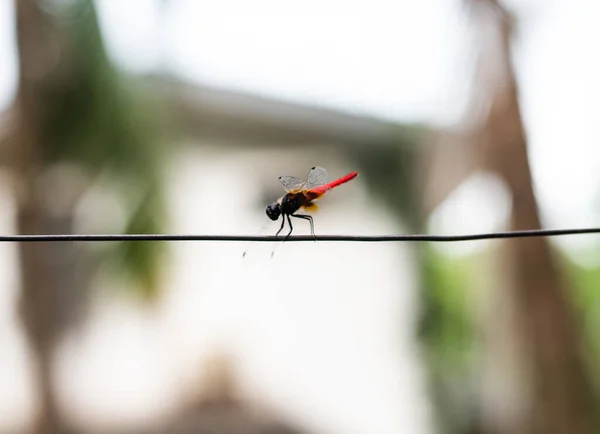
[266,166,359,239]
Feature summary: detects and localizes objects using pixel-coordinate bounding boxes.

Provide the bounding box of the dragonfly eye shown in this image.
[265,203,281,221]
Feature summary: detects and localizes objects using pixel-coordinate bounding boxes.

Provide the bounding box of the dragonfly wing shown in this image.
[304,166,328,190]
[279,176,306,193]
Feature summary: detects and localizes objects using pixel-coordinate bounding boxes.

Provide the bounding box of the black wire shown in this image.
[0,227,598,242]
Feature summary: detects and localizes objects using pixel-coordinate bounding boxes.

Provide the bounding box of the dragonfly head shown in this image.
[266,202,281,221]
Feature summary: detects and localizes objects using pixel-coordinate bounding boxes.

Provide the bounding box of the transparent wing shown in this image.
[304,166,328,190]
[279,176,306,193]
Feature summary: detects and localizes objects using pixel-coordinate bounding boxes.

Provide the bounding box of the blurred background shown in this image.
[0,0,599,433]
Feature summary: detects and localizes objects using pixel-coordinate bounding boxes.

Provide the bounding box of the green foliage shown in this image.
[417,247,477,371]
[565,251,600,366]
[417,246,479,434]
[347,124,426,231]
[113,183,166,298]
[563,249,600,427]
[38,1,167,299]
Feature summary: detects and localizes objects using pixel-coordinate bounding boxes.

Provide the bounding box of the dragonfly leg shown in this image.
[275,215,286,238]
[291,214,314,236]
[282,214,294,242]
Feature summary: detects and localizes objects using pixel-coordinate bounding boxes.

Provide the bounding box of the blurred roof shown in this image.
[143,73,410,148]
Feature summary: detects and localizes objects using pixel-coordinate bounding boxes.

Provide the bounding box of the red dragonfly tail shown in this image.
[311,171,358,195]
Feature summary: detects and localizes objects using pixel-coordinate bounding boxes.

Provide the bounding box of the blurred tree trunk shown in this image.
[13,1,84,433]
[468,1,597,433]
